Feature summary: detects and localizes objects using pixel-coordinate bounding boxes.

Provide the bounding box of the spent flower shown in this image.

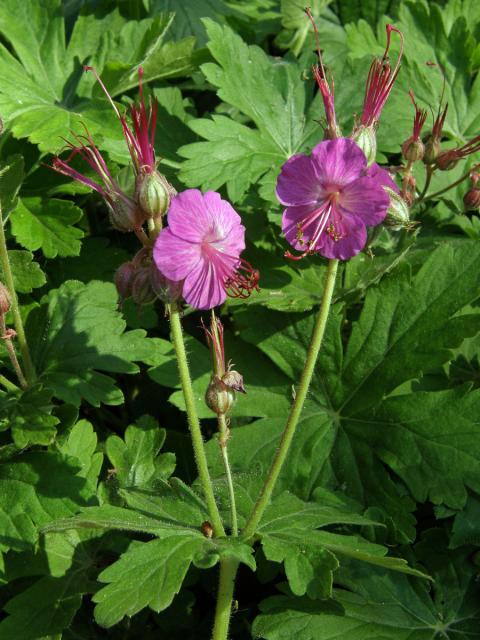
[52,128,144,232]
[153,189,259,310]
[402,91,427,163]
[305,8,340,139]
[86,66,175,218]
[276,137,392,260]
[436,135,480,171]
[352,24,404,163]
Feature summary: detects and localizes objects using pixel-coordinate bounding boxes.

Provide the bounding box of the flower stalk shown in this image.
[0,319,27,389]
[242,258,339,538]
[0,204,35,385]
[168,303,225,537]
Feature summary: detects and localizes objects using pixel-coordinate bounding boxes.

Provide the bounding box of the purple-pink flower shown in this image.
[153,189,259,310]
[276,137,393,260]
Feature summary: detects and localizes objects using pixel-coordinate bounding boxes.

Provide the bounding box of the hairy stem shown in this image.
[168,304,225,537]
[242,259,339,539]
[417,165,434,202]
[0,206,35,384]
[211,558,239,640]
[0,316,27,388]
[218,413,238,537]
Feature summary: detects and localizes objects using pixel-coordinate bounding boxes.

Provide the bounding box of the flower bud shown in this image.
[423,136,441,165]
[108,197,146,232]
[222,369,245,394]
[150,265,182,304]
[131,267,157,305]
[384,188,411,229]
[464,187,480,211]
[205,376,236,415]
[136,171,173,219]
[0,282,11,315]
[402,138,424,163]
[114,261,136,302]
[352,125,377,166]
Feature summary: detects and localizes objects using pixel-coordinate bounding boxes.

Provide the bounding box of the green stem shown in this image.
[218,414,238,537]
[242,259,339,539]
[211,558,239,640]
[168,304,225,537]
[0,372,19,392]
[417,165,434,202]
[420,164,479,203]
[0,315,27,388]
[0,205,35,384]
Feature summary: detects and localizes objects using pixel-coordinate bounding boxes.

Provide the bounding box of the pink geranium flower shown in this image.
[153,189,259,310]
[276,137,392,260]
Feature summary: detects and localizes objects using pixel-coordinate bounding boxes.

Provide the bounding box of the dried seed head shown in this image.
[205,376,236,416]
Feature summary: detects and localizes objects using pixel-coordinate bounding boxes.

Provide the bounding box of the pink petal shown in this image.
[340,176,390,226]
[153,228,201,281]
[311,138,367,187]
[366,163,399,193]
[282,202,330,250]
[183,257,226,310]
[276,154,325,206]
[317,212,367,260]
[168,189,242,244]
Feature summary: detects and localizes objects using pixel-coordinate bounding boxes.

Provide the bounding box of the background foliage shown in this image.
[0,0,479,638]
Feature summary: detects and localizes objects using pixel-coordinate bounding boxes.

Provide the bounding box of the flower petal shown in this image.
[168,189,242,244]
[153,228,201,281]
[183,257,226,310]
[276,154,324,206]
[366,163,399,193]
[311,138,367,187]
[282,202,330,250]
[339,176,390,226]
[317,212,367,260]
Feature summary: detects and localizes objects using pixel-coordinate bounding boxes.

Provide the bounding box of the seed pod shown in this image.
[108,197,146,232]
[402,138,425,163]
[205,376,236,416]
[435,150,458,172]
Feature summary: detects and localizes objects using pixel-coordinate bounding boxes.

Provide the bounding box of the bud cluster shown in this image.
[114,247,182,307]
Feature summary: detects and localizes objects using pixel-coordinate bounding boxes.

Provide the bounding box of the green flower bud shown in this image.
[136,171,174,218]
[384,188,411,230]
[352,125,377,166]
[402,138,425,163]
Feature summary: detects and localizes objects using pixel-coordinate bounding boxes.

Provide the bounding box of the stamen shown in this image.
[224,258,260,299]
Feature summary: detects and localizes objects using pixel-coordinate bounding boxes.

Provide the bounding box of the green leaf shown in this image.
[179,19,321,202]
[0,451,95,552]
[105,417,176,490]
[0,2,198,153]
[0,154,23,215]
[10,198,84,259]
[0,574,91,640]
[92,531,254,627]
[254,532,479,639]
[450,494,480,548]
[26,280,152,406]
[147,0,238,46]
[0,385,59,448]
[2,250,46,293]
